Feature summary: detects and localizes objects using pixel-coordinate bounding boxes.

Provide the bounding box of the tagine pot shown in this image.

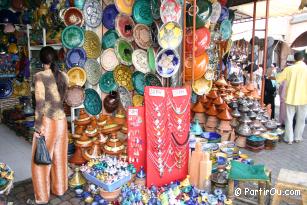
[83,141,102,161]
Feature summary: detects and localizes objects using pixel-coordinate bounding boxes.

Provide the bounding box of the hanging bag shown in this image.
[34,136,52,165]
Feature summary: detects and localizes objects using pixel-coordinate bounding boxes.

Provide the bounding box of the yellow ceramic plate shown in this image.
[132,94,144,106]
[83,30,101,59]
[114,0,134,15]
[158,21,182,49]
[67,67,87,87]
[113,64,134,91]
[192,77,212,95]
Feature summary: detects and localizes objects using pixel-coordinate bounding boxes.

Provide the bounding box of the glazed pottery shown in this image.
[99,72,117,93]
[65,85,85,107]
[67,67,87,87]
[133,24,152,49]
[156,49,180,78]
[132,0,153,25]
[103,4,119,29]
[83,141,102,161]
[83,0,102,28]
[62,25,84,49]
[115,13,135,42]
[103,91,120,113]
[158,21,182,50]
[64,7,84,27]
[83,30,101,59]
[100,48,119,71]
[84,59,102,85]
[101,30,119,49]
[184,52,209,81]
[66,48,87,68]
[84,88,102,115]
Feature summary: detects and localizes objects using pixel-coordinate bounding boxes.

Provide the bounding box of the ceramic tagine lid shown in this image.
[239,113,252,124]
[74,125,84,139]
[97,114,110,127]
[199,95,208,104]
[101,118,122,134]
[217,109,232,121]
[212,96,224,106]
[113,108,126,125]
[75,109,91,126]
[136,166,146,179]
[85,124,98,138]
[84,141,102,161]
[76,133,93,147]
[218,102,229,111]
[207,90,218,99]
[231,108,241,118]
[121,121,128,134]
[103,132,125,155]
[215,76,228,87]
[206,104,218,116]
[192,101,206,113]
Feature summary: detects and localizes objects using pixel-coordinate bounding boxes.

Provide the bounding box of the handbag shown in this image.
[34,136,52,165]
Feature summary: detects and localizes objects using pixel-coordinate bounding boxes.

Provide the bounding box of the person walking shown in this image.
[276,52,307,144]
[32,46,69,204]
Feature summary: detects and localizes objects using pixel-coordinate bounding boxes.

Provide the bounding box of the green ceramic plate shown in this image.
[133,0,153,25]
[84,88,102,115]
[101,29,119,49]
[132,71,145,95]
[144,73,162,87]
[114,38,133,66]
[147,47,155,73]
[150,0,160,20]
[186,0,212,29]
[220,19,232,40]
[61,25,84,49]
[99,71,118,93]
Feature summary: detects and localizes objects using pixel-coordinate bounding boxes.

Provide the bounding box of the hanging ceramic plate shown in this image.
[132,71,145,95]
[132,0,153,25]
[83,30,101,59]
[147,47,156,73]
[114,38,134,66]
[101,29,119,49]
[114,0,134,15]
[103,4,119,30]
[66,47,87,68]
[220,19,232,40]
[63,7,84,27]
[117,86,132,109]
[186,0,212,29]
[67,67,87,87]
[99,71,117,93]
[83,0,102,28]
[0,80,12,99]
[115,13,135,42]
[150,21,160,48]
[64,85,85,107]
[132,49,150,73]
[61,25,84,49]
[133,24,152,49]
[84,59,102,85]
[185,27,210,57]
[158,21,182,49]
[132,94,144,106]
[156,49,180,78]
[210,1,221,24]
[218,6,229,22]
[113,64,133,91]
[84,88,102,115]
[151,0,160,20]
[160,0,181,23]
[192,77,212,95]
[100,48,119,71]
[144,73,162,86]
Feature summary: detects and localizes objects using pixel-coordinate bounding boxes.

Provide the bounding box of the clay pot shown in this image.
[199,95,208,104]
[73,126,84,139]
[69,144,87,165]
[194,113,206,124]
[207,90,218,99]
[97,114,110,127]
[113,109,126,125]
[235,135,247,148]
[218,102,229,111]
[100,188,122,202]
[91,116,98,128]
[213,96,224,106]
[206,104,218,116]
[76,134,92,148]
[103,91,120,113]
[75,109,91,126]
[192,101,206,113]
[217,121,232,131]
[205,116,218,129]
[85,125,98,138]
[102,133,125,156]
[215,76,228,87]
[83,141,102,161]
[97,129,108,145]
[217,109,232,121]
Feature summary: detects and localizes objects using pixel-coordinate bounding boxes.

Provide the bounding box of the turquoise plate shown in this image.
[150,0,160,20]
[220,19,232,40]
[144,73,162,87]
[147,47,155,73]
[99,71,118,93]
[132,71,145,95]
[132,0,153,25]
[101,29,119,49]
[61,25,84,49]
[84,88,102,115]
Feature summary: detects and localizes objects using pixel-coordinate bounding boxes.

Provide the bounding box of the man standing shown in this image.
[276,52,307,144]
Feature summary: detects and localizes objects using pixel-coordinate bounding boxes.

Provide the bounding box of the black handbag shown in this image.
[34,136,52,165]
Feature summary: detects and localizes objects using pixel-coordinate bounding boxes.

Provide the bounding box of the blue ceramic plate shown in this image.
[132,71,145,95]
[0,80,13,99]
[155,49,180,78]
[132,0,153,25]
[202,143,219,152]
[66,48,87,68]
[99,71,117,93]
[200,132,221,141]
[103,4,119,30]
[83,0,103,28]
[84,88,102,115]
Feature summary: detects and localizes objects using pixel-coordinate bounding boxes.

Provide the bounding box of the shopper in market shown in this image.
[264,64,277,119]
[276,52,307,144]
[32,46,69,204]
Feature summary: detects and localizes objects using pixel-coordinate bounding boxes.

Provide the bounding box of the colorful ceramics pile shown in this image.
[0,162,14,195]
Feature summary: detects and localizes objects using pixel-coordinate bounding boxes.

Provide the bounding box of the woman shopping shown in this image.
[32,46,69,204]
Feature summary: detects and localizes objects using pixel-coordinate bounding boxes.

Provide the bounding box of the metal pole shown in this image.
[182,0,187,84]
[261,0,270,106]
[250,0,257,82]
[192,0,197,83]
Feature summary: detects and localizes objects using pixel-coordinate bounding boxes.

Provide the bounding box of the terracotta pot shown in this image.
[83,141,101,161]
[217,121,232,131]
[69,145,87,165]
[217,109,232,121]
[205,116,218,128]
[100,188,121,202]
[218,102,229,111]
[91,117,97,128]
[85,125,98,138]
[75,109,91,126]
[97,130,108,145]
[97,114,110,127]
[206,104,218,116]
[76,134,93,148]
[213,96,224,106]
[102,133,125,156]
[192,101,206,113]
[199,95,208,104]
[215,76,228,87]
[103,91,120,113]
[207,90,218,99]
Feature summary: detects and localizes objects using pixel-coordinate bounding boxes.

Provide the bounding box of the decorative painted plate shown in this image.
[114,38,134,66]
[115,13,135,42]
[66,48,87,68]
[64,85,84,107]
[220,19,232,40]
[84,59,102,85]
[113,64,133,91]
[147,47,156,73]
[210,1,221,24]
[64,7,84,27]
[151,0,160,20]
[83,0,102,28]
[192,77,212,95]
[150,21,160,48]
[61,25,84,49]
[132,94,144,106]
[155,49,180,78]
[83,30,101,59]
[132,0,153,25]
[160,0,181,23]
[117,86,132,109]
[99,71,117,93]
[67,67,87,87]
[0,80,12,99]
[103,4,119,30]
[132,71,145,95]
[185,27,210,56]
[186,0,212,29]
[133,24,152,49]
[100,48,119,71]
[84,88,102,115]
[101,29,119,49]
[158,21,182,49]
[114,0,134,15]
[132,49,150,73]
[144,73,162,87]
